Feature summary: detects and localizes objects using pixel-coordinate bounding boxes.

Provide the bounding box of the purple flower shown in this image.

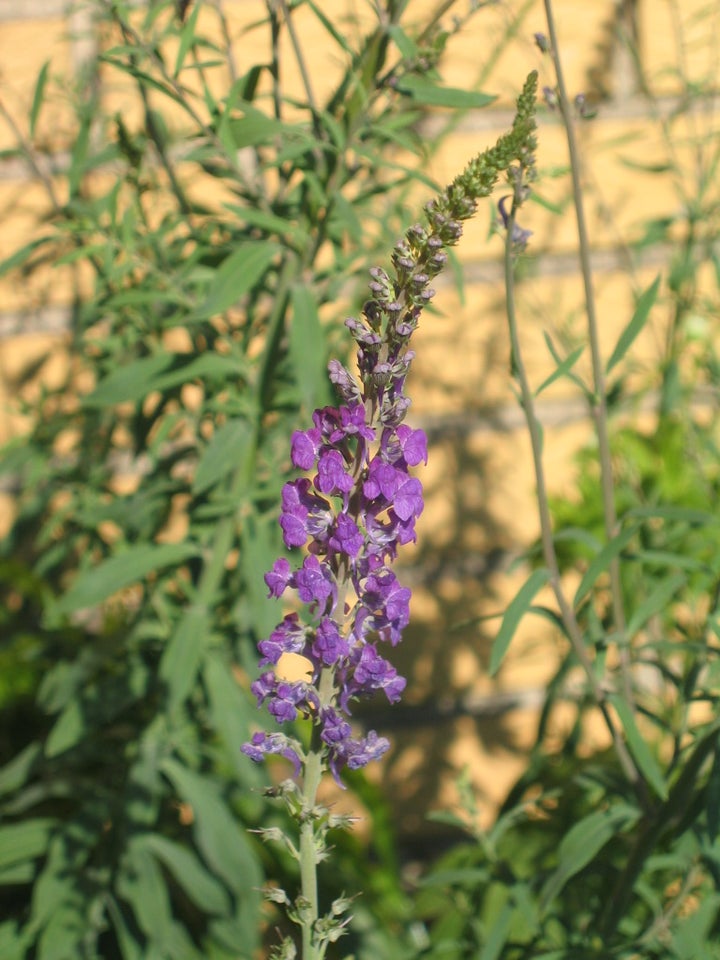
[316,449,354,496]
[265,557,292,598]
[294,555,336,607]
[291,428,321,470]
[241,732,302,777]
[258,613,308,665]
[328,513,364,558]
[312,617,349,665]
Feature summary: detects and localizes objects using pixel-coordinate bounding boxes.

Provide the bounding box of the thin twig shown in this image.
[503,197,647,806]
[543,0,633,705]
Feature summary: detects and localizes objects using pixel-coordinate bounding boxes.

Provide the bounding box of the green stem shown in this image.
[543,0,632,702]
[503,199,646,804]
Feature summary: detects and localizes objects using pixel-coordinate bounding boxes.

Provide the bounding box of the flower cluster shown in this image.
[243,71,538,785]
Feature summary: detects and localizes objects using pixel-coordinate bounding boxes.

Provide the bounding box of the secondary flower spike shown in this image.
[243,72,538,784]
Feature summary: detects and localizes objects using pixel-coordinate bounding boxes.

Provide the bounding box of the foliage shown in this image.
[3,1,720,959]
[0,1,500,956]
[414,3,720,958]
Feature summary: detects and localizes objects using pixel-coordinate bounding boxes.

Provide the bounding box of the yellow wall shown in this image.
[1,0,718,834]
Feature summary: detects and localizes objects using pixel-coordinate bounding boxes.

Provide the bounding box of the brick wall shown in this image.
[1,0,718,837]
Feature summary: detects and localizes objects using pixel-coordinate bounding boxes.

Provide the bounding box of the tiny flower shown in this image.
[312,617,350,666]
[294,555,336,607]
[291,428,321,470]
[265,557,292,597]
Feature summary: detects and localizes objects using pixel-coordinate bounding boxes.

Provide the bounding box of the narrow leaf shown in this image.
[138,834,231,915]
[188,242,279,322]
[159,605,211,711]
[534,344,585,396]
[58,543,200,613]
[626,571,686,635]
[160,760,263,899]
[573,526,638,606]
[173,1,201,77]
[540,804,639,911]
[490,568,551,675]
[289,285,327,411]
[192,418,253,495]
[606,275,660,374]
[396,76,496,109]
[84,353,173,407]
[610,695,668,800]
[30,61,51,138]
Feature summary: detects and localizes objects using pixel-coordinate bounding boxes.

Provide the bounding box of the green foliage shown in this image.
[416,3,720,958]
[0,1,502,956]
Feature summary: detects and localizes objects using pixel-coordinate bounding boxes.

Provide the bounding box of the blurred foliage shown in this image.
[413,2,720,957]
[0,1,503,956]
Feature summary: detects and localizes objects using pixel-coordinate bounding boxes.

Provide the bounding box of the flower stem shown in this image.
[503,197,647,805]
[542,0,632,704]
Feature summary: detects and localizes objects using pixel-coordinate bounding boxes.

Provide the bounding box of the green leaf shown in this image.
[490,568,551,675]
[188,242,279,322]
[386,24,418,60]
[159,605,211,712]
[610,695,668,800]
[573,525,638,606]
[58,543,200,613]
[204,655,262,780]
[84,353,173,407]
[534,343,585,396]
[138,834,231,915]
[152,354,247,393]
[289,284,328,411]
[223,204,310,245]
[173,1,201,77]
[0,743,41,797]
[540,804,639,911]
[160,760,263,902]
[606,275,660,374]
[0,920,26,960]
[0,819,56,873]
[44,699,84,757]
[626,571,686,635]
[30,61,51,138]
[117,841,173,948]
[396,76,496,109]
[193,418,253,495]
[0,236,53,280]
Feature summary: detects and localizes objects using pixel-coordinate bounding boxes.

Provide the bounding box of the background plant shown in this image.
[0,2,506,957]
[414,2,720,957]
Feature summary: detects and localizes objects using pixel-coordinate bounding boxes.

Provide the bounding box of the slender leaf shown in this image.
[58,543,200,613]
[610,695,668,800]
[160,760,263,902]
[188,242,279,322]
[0,819,56,873]
[192,418,253,495]
[84,353,173,408]
[540,804,639,911]
[490,568,551,675]
[626,571,686,635]
[396,75,496,109]
[573,526,638,606]
[534,344,585,396]
[289,284,327,411]
[30,61,51,138]
[138,834,231,915]
[606,275,660,374]
[173,1,201,77]
[159,605,211,711]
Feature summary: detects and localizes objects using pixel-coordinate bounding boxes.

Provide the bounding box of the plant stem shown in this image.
[503,200,646,804]
[542,0,632,706]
